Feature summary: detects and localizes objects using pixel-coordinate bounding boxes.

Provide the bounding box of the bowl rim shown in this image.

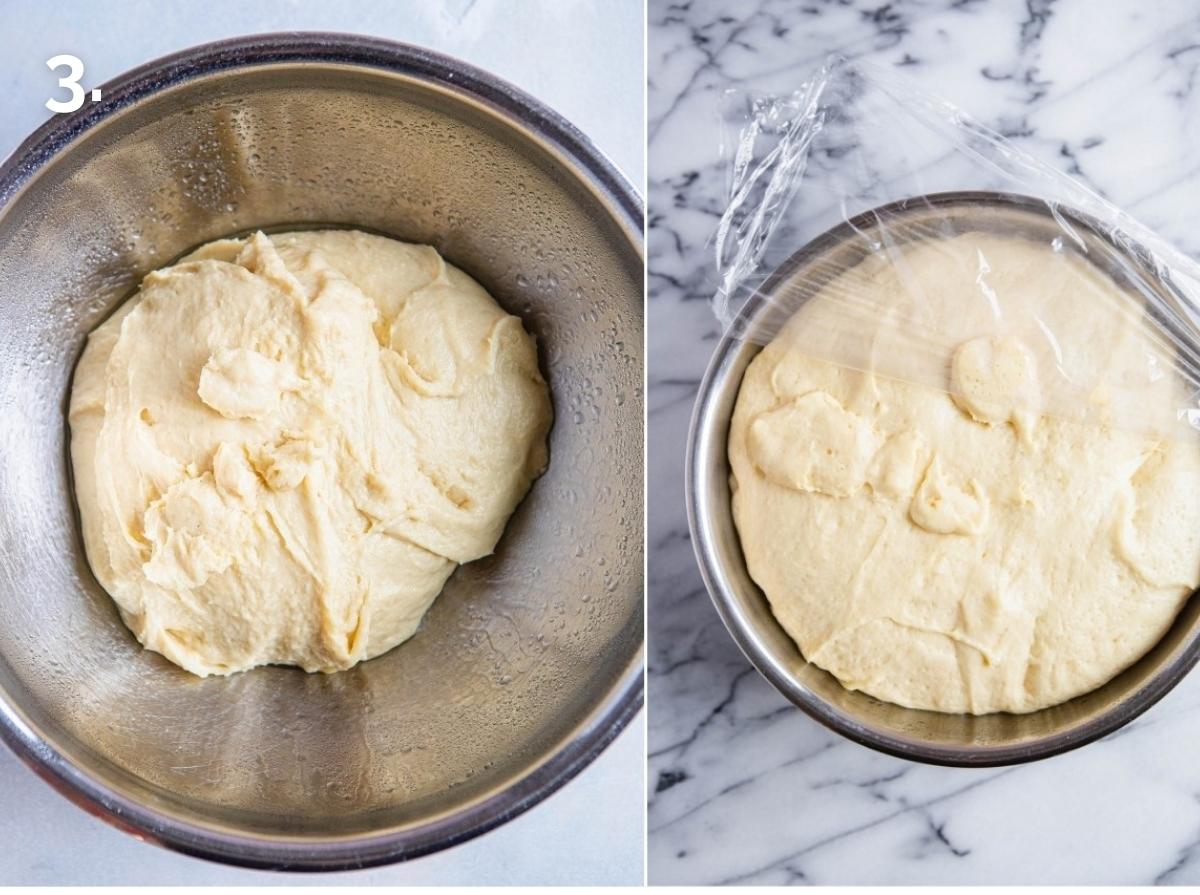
[0,31,645,870]
[686,188,1200,768]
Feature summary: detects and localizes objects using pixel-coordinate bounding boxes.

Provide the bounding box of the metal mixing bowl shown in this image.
[688,191,1200,767]
[0,34,643,868]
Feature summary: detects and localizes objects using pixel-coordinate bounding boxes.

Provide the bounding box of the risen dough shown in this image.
[730,233,1200,714]
[70,230,551,676]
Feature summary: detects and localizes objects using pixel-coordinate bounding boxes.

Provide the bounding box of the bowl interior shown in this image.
[0,48,642,854]
[690,193,1200,765]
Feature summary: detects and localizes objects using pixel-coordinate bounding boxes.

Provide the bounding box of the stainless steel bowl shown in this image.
[688,191,1200,767]
[0,34,643,868]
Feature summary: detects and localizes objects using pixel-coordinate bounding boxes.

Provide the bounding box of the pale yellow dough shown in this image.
[70,230,551,676]
[730,233,1200,714]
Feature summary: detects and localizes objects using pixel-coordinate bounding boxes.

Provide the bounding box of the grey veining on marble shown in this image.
[648,0,1200,885]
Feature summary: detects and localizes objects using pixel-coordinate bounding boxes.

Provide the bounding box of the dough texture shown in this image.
[70,230,551,676]
[730,233,1200,714]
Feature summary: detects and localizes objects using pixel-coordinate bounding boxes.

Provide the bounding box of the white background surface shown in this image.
[0,0,644,886]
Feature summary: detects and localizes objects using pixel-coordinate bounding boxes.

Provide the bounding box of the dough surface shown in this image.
[730,232,1200,714]
[70,230,551,676]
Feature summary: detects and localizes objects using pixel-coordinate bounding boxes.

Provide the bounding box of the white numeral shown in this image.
[46,54,86,113]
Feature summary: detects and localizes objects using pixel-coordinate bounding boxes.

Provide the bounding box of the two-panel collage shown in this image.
[4,0,1200,890]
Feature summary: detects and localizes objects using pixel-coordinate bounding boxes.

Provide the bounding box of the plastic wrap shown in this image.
[712,56,1200,440]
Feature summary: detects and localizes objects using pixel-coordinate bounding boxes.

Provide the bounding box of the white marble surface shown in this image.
[0,0,644,886]
[648,0,1200,885]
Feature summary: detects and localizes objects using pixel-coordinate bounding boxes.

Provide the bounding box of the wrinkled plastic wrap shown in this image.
[712,57,1200,441]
